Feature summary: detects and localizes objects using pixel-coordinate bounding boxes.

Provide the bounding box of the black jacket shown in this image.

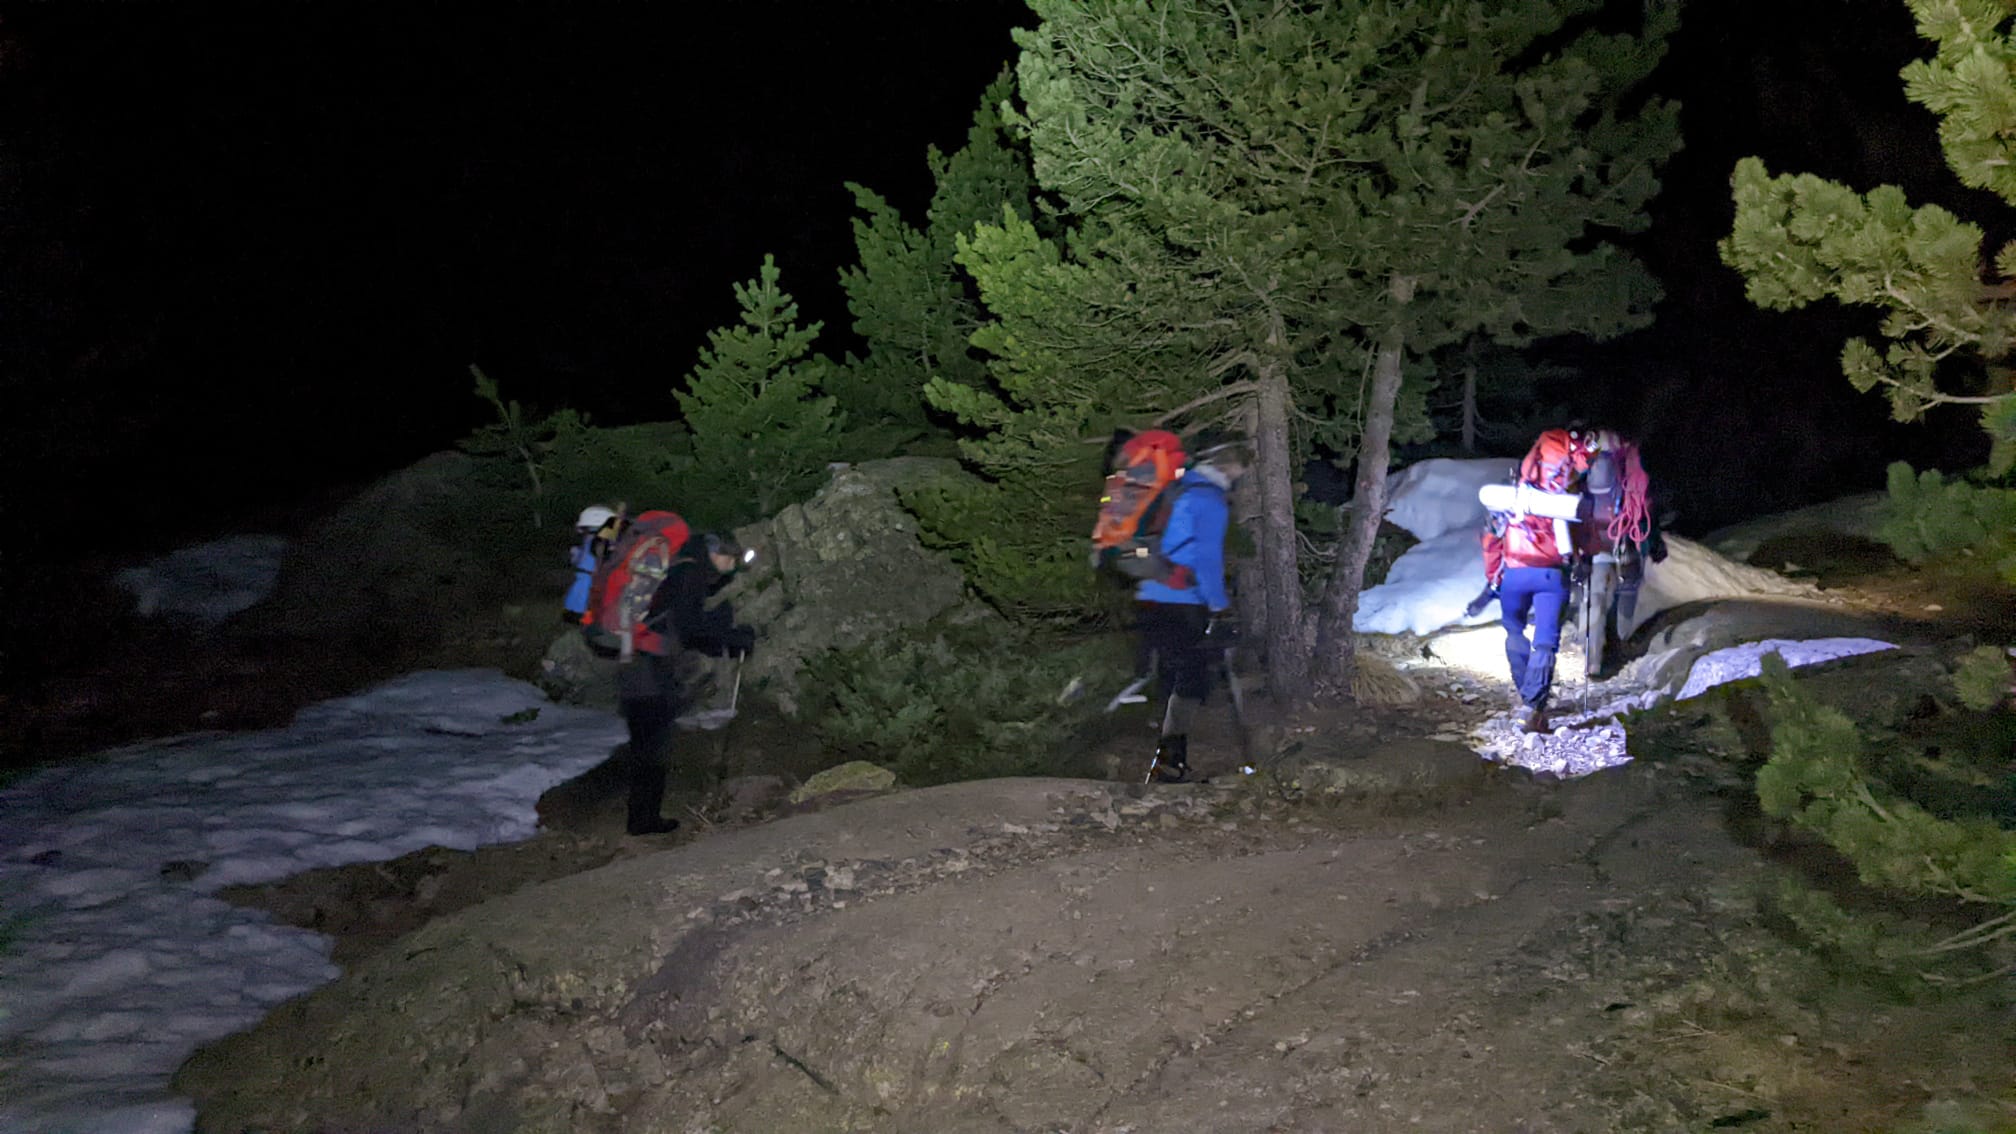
[642,537,747,657]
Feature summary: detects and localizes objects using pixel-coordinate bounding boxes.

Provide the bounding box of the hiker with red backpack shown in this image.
[1465,428,1609,733]
[1094,428,1248,784]
[581,510,755,836]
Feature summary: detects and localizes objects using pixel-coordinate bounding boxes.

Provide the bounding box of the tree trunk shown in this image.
[1252,364,1309,702]
[1316,316,1407,689]
[1460,356,1478,452]
[1227,397,1270,679]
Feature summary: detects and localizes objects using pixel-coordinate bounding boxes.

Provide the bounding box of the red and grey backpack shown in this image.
[582,509,691,660]
[1091,429,1188,581]
[1518,428,1604,493]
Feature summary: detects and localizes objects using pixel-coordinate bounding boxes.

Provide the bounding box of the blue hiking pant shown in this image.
[1499,566,1568,709]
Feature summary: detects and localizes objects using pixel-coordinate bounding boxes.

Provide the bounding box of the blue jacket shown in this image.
[1135,467,1231,611]
[563,536,600,617]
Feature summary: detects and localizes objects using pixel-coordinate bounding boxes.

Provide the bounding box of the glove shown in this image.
[1205,613,1239,642]
[718,625,756,657]
[1571,558,1591,585]
[1462,586,1498,619]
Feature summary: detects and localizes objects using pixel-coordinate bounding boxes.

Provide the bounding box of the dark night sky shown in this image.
[0,0,2004,558]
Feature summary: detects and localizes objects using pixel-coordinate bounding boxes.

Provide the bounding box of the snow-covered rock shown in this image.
[1617,535,1820,639]
[1380,457,1511,540]
[113,534,289,626]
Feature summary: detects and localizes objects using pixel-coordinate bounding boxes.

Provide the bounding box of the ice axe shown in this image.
[677,650,744,731]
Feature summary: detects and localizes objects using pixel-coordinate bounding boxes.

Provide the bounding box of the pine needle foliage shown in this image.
[675,255,845,528]
[1876,460,2016,580]
[1721,0,2016,469]
[801,622,1130,786]
[1754,654,2016,978]
[831,72,1038,457]
[949,0,1677,690]
[1952,644,2015,712]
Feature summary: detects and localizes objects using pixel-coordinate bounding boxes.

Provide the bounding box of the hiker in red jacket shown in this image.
[1465,428,1607,733]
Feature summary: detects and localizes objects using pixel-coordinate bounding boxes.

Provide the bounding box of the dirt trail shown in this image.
[181,762,2012,1133]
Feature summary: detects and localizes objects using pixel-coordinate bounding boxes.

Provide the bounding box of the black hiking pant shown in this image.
[617,654,683,834]
[1136,601,1213,702]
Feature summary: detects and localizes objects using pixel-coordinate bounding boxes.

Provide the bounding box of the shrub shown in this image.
[1755,654,2016,983]
[1877,462,2016,581]
[1953,645,2015,713]
[802,622,1131,786]
[899,466,1121,625]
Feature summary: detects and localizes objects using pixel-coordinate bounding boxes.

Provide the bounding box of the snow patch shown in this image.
[1381,457,1509,540]
[1475,637,1895,779]
[0,670,625,1133]
[1674,637,1895,700]
[113,535,289,626]
[1354,457,1824,639]
[1355,531,1493,636]
[1618,535,1821,639]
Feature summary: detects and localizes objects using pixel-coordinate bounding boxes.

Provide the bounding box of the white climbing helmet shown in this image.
[575,505,616,532]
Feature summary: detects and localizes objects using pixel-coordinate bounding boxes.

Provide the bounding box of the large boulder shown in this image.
[535,459,987,714]
[719,458,989,715]
[1700,491,1889,564]
[247,451,539,651]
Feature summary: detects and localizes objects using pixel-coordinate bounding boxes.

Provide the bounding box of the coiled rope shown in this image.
[1606,442,1653,546]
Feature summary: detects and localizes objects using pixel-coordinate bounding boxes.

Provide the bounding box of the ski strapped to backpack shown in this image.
[1091,429,1190,583]
[1478,428,1610,566]
[582,509,692,661]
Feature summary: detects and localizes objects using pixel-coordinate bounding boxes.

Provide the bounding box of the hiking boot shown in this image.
[1150,734,1190,784]
[626,816,681,837]
[1522,706,1552,734]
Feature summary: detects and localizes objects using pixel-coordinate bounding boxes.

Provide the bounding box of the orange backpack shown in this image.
[1518,428,1603,493]
[1092,429,1188,578]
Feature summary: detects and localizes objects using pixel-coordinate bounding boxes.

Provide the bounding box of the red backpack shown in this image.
[1092,429,1188,579]
[582,510,692,660]
[1518,428,1603,493]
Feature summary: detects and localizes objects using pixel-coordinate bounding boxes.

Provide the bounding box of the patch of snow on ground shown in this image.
[1355,531,1494,636]
[113,534,289,625]
[1471,637,1895,780]
[0,670,625,1134]
[1354,458,1511,635]
[1674,637,1895,700]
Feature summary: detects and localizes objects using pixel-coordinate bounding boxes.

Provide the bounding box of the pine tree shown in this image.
[1432,337,1576,454]
[675,255,843,526]
[830,72,1038,455]
[1721,0,2016,473]
[954,0,1676,696]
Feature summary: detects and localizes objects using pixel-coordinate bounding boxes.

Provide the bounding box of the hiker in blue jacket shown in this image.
[1136,434,1246,783]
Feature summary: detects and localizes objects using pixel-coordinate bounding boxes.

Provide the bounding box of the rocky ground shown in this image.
[184,755,2013,1133]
